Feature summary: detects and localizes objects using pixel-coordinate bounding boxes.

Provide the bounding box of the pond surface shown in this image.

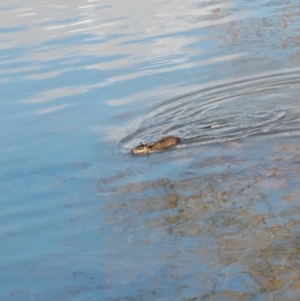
[1,0,300,300]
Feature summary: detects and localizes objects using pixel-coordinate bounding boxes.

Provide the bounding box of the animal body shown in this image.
[131,136,180,154]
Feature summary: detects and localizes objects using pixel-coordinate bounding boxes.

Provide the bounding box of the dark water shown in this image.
[1,0,300,300]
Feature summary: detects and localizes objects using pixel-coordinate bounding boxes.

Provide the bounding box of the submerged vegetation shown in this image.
[98,139,300,300]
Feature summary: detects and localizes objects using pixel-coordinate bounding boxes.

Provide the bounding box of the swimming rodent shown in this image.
[131,136,180,154]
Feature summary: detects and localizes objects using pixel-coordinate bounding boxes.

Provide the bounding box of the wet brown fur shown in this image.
[131,136,180,154]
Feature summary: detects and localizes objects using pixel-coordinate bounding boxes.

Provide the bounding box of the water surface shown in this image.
[1,0,300,300]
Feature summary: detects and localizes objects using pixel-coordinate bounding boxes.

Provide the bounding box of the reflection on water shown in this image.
[116,68,300,153]
[1,0,300,300]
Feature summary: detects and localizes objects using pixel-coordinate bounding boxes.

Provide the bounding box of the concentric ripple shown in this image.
[98,68,300,153]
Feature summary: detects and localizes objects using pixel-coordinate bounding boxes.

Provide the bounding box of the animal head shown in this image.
[131,142,151,154]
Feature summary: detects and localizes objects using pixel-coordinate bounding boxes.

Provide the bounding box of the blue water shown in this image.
[1,0,300,300]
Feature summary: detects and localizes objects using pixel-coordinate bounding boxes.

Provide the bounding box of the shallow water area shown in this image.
[1,0,300,300]
[100,136,300,300]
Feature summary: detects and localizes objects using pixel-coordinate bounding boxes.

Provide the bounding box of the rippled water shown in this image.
[116,69,300,153]
[1,0,300,300]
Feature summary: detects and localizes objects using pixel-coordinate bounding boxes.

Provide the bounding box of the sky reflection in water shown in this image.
[1,0,300,300]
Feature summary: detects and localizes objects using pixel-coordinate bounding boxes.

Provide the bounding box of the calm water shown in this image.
[1,0,300,300]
